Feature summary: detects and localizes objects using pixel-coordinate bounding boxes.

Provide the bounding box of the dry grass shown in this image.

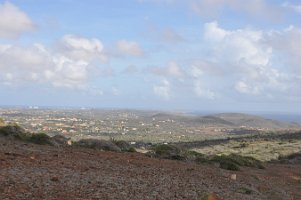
[192,139,301,161]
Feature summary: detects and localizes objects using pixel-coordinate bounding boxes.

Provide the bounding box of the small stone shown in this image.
[230,174,237,181]
[208,193,218,200]
[50,177,59,182]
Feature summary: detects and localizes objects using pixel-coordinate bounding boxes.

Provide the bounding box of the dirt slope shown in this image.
[0,137,300,200]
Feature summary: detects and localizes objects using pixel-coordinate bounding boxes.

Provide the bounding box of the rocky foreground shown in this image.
[0,136,301,200]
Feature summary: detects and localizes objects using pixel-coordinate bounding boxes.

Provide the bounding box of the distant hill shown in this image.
[151,112,194,121]
[189,115,234,126]
[151,112,300,129]
[211,113,300,129]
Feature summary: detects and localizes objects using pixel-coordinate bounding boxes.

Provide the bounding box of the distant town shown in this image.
[1,107,299,143]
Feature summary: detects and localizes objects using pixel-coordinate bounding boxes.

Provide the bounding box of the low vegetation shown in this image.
[0,123,297,171]
[74,139,122,152]
[151,144,184,160]
[0,118,5,126]
[278,152,301,160]
[276,151,301,164]
[190,131,301,161]
[0,125,66,145]
[112,139,137,152]
[28,133,52,145]
[74,138,137,153]
[236,187,254,195]
[150,144,264,171]
[211,154,264,171]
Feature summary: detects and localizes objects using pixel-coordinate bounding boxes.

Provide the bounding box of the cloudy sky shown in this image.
[0,0,301,113]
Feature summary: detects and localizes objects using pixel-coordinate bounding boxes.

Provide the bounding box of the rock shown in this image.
[208,193,218,200]
[50,177,59,182]
[230,174,237,181]
[67,140,72,145]
[50,135,69,146]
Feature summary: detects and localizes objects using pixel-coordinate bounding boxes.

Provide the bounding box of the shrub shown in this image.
[211,154,264,171]
[237,187,254,195]
[50,134,69,146]
[75,139,121,152]
[112,140,133,152]
[152,144,183,159]
[277,152,301,164]
[28,133,52,145]
[219,159,240,171]
[0,125,53,145]
[183,151,208,163]
[0,118,5,126]
[279,152,301,160]
[127,146,137,152]
[0,125,26,137]
[0,125,32,142]
[153,144,180,155]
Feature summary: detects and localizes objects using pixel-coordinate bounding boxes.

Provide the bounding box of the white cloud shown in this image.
[112,87,120,96]
[190,65,204,78]
[191,0,276,17]
[202,21,296,98]
[166,62,183,77]
[235,80,260,95]
[153,79,170,100]
[122,65,139,74]
[268,26,301,74]
[188,62,218,99]
[149,61,184,78]
[50,57,89,89]
[139,0,281,19]
[0,35,109,90]
[0,43,52,79]
[194,80,216,99]
[282,2,301,14]
[137,0,176,5]
[0,2,35,38]
[59,35,107,62]
[116,40,144,57]
[204,21,228,42]
[205,21,272,66]
[161,28,184,43]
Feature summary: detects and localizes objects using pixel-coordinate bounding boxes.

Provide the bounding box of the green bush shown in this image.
[0,125,29,140]
[127,146,137,152]
[75,139,121,152]
[211,154,264,171]
[28,133,51,145]
[153,144,180,155]
[112,140,135,152]
[0,125,52,145]
[279,152,301,160]
[152,144,183,159]
[0,125,22,136]
[0,118,5,126]
[183,151,208,163]
[277,152,301,164]
[237,187,254,195]
[219,159,240,171]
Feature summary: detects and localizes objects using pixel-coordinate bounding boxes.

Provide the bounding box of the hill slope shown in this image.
[151,112,300,129]
[211,113,299,129]
[1,136,301,200]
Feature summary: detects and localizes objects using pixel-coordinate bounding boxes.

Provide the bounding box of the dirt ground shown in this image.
[1,137,300,200]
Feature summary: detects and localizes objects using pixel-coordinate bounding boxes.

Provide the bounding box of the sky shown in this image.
[0,0,301,113]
